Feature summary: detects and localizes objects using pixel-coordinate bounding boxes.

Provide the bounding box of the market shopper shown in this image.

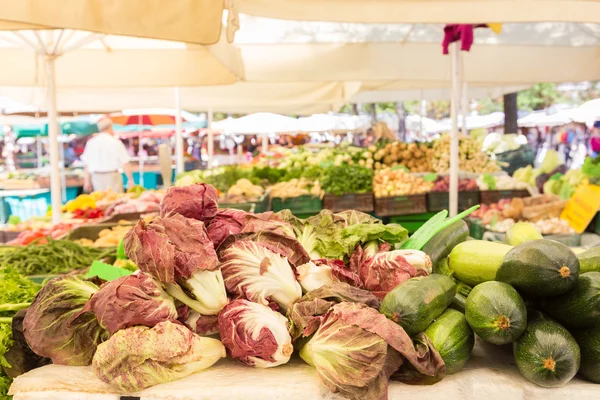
[82,119,134,193]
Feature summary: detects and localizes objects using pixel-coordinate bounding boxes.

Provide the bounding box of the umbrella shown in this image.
[0,0,226,44]
[107,108,204,126]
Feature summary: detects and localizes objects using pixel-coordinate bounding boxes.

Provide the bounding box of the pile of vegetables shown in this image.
[372,142,432,172]
[430,136,500,174]
[269,178,323,200]
[373,168,432,197]
[476,174,529,191]
[75,225,133,248]
[0,240,116,276]
[8,183,488,400]
[221,178,264,204]
[446,223,600,388]
[431,176,478,192]
[0,266,44,398]
[320,164,373,196]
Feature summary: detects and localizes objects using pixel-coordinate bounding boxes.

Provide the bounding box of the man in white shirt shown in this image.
[82,119,134,193]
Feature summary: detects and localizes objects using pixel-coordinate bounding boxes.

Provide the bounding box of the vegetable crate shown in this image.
[66,223,132,242]
[323,193,374,213]
[374,194,426,217]
[220,194,270,214]
[0,230,21,244]
[426,191,480,212]
[479,190,530,204]
[271,195,322,215]
[102,212,144,223]
[483,231,582,247]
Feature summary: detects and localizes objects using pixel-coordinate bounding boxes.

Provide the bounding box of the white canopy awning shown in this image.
[297,113,371,133]
[212,113,300,134]
[236,0,600,24]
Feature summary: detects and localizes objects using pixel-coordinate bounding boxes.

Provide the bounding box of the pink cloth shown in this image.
[591,137,600,153]
[442,24,488,54]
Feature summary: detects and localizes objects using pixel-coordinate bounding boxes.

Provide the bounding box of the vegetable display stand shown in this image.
[271,195,322,215]
[323,193,374,213]
[374,194,426,217]
[102,212,144,223]
[479,190,530,204]
[0,229,21,244]
[427,191,479,212]
[220,194,270,214]
[482,230,582,247]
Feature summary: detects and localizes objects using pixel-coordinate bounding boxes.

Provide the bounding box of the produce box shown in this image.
[479,190,530,205]
[0,229,21,244]
[66,223,133,243]
[220,194,270,214]
[271,195,322,215]
[427,191,479,212]
[323,193,374,213]
[101,212,144,223]
[374,194,426,217]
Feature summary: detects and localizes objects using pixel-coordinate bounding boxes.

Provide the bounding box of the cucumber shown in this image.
[380,274,456,336]
[422,220,468,273]
[424,309,474,374]
[465,281,527,345]
[505,222,543,246]
[543,272,600,329]
[496,239,580,297]
[448,241,512,286]
[572,327,600,383]
[578,246,600,274]
[514,320,580,388]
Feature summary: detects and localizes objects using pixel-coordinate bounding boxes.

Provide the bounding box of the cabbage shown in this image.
[205,208,248,247]
[541,150,562,174]
[506,222,543,246]
[23,276,107,366]
[241,211,295,238]
[159,183,219,221]
[124,214,228,316]
[357,250,432,299]
[180,311,219,336]
[219,239,302,312]
[297,259,361,293]
[218,299,293,368]
[84,272,178,335]
[92,321,225,392]
[299,302,445,400]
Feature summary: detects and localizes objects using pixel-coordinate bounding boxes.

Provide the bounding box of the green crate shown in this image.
[427,191,480,212]
[272,195,322,215]
[323,193,374,213]
[220,194,270,214]
[465,218,485,240]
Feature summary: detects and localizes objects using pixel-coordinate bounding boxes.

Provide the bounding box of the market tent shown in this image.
[11,120,99,139]
[517,109,574,128]
[0,29,243,223]
[0,82,359,115]
[236,0,600,23]
[108,109,205,125]
[213,113,300,134]
[0,0,226,44]
[298,113,371,133]
[351,84,530,103]
[235,17,600,84]
[568,99,600,125]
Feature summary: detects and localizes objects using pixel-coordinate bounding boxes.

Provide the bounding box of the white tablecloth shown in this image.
[9,339,600,400]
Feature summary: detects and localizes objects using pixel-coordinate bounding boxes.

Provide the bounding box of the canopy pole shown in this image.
[261,133,268,154]
[449,43,461,218]
[461,81,469,136]
[207,108,214,168]
[36,136,42,168]
[45,56,62,223]
[174,87,184,175]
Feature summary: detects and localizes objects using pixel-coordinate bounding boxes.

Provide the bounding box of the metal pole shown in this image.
[449,43,461,218]
[461,81,469,135]
[207,107,214,168]
[36,136,42,168]
[174,87,184,175]
[262,133,268,154]
[45,56,62,223]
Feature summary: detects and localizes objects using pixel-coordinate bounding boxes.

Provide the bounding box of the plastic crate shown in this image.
[323,193,374,213]
[66,223,133,242]
[220,194,270,214]
[374,194,427,217]
[427,191,480,212]
[479,190,530,205]
[0,230,22,244]
[466,218,485,240]
[271,195,322,215]
[102,212,145,223]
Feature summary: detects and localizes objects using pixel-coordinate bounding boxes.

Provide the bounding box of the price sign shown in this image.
[560,184,600,234]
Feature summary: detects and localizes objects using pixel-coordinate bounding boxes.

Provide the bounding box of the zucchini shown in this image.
[578,246,600,274]
[421,220,469,273]
[380,274,456,336]
[543,272,600,329]
[505,222,543,246]
[514,320,580,388]
[465,281,527,345]
[496,239,580,297]
[573,327,600,383]
[424,309,474,374]
[448,241,512,286]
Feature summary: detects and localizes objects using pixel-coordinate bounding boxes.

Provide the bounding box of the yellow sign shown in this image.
[560,184,600,234]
